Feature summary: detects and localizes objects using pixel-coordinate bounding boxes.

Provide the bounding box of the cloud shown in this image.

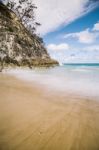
[65,48,99,63]
[64,21,99,44]
[47,43,70,63]
[2,0,99,35]
[34,0,99,35]
[83,45,99,51]
[93,22,99,31]
[47,43,69,51]
[69,45,99,63]
[64,28,98,44]
[47,43,99,63]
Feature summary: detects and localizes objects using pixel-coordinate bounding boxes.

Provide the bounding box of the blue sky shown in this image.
[44,7,99,45]
[33,0,99,63]
[43,7,99,63]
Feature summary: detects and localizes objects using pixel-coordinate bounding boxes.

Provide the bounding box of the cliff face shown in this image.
[0,3,58,69]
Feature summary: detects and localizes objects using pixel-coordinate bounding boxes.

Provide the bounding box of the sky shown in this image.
[34,0,99,63]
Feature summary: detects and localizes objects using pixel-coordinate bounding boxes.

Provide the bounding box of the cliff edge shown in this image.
[0,2,58,70]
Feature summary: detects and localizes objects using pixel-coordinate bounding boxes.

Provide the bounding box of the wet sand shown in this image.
[0,74,99,150]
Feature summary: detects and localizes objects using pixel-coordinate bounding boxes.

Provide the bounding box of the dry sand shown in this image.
[0,74,99,150]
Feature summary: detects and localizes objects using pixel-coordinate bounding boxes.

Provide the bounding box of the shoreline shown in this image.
[0,73,99,150]
[2,67,99,100]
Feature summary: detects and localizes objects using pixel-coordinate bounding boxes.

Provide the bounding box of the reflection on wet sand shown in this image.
[0,75,99,150]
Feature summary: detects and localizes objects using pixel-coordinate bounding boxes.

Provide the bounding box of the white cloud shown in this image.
[47,43,99,63]
[34,0,99,35]
[64,29,98,44]
[47,43,69,51]
[69,45,99,63]
[83,45,99,51]
[93,22,99,31]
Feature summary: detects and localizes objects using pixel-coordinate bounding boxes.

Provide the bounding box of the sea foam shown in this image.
[3,65,99,99]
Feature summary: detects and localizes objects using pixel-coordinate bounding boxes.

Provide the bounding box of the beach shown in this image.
[0,72,99,150]
[0,0,99,149]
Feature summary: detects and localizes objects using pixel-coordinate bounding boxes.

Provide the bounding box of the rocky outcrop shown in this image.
[0,2,58,70]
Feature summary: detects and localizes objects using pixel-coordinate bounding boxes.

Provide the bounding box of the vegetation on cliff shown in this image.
[6,0,41,34]
[0,1,58,71]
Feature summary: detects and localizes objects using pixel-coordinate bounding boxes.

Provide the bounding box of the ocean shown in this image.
[5,63,99,99]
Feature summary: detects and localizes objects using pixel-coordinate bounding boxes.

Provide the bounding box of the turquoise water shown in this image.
[64,63,99,67]
[5,64,99,99]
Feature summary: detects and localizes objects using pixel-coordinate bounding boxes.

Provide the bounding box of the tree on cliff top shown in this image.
[6,0,41,34]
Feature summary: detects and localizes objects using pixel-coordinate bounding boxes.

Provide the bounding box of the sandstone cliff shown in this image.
[0,2,58,70]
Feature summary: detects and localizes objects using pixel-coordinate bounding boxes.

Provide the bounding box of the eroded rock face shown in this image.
[0,3,58,69]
